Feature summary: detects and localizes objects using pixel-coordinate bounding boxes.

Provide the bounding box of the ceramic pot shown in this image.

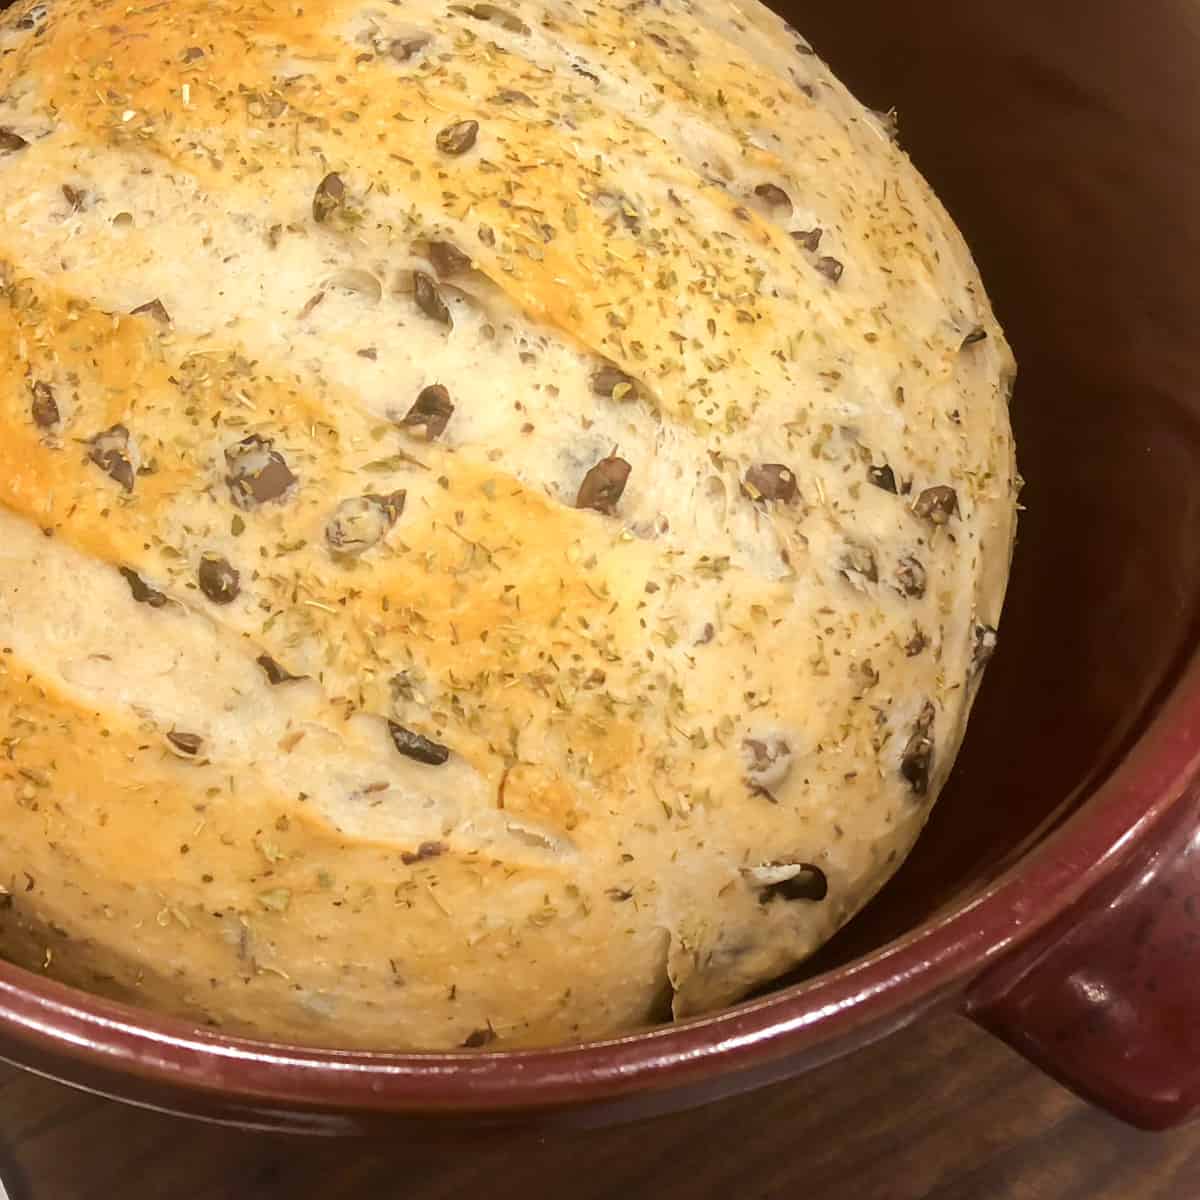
[1,0,1198,1135]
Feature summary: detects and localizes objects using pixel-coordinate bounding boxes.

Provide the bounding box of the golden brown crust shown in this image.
[0,0,1016,1047]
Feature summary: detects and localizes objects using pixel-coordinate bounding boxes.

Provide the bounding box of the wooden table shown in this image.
[0,1012,1195,1200]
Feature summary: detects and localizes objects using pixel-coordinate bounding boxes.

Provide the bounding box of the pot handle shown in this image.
[965,786,1200,1130]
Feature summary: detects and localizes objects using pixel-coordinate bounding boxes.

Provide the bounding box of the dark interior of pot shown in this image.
[779,0,1200,976]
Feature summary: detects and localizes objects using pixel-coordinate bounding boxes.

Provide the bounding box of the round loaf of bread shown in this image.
[0,0,1017,1049]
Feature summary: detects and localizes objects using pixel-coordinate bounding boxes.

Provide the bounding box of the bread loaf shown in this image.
[0,0,1017,1048]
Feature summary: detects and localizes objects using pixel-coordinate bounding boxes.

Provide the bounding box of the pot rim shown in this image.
[2,654,1198,1116]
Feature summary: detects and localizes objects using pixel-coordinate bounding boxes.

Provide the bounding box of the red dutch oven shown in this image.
[3,0,1200,1135]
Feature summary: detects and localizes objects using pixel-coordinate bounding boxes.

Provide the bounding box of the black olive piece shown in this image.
[760,864,828,904]
[867,463,897,493]
[312,172,346,224]
[895,556,927,599]
[744,463,798,503]
[450,2,529,33]
[389,33,430,60]
[753,183,792,213]
[962,326,988,347]
[972,623,998,674]
[166,730,204,757]
[591,363,637,400]
[576,454,632,514]
[88,424,136,492]
[30,381,59,429]
[462,1027,496,1048]
[0,129,28,154]
[790,227,822,252]
[900,702,936,795]
[413,271,452,326]
[428,240,472,277]
[256,654,305,685]
[388,721,450,765]
[913,485,959,525]
[197,554,240,604]
[490,88,534,105]
[401,840,446,865]
[119,566,167,608]
[435,119,479,156]
[131,298,171,325]
[224,434,297,509]
[905,629,928,657]
[401,384,454,440]
[15,5,46,31]
[815,256,844,283]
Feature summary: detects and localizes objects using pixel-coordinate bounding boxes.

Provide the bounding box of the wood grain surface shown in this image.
[0,1013,1196,1200]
